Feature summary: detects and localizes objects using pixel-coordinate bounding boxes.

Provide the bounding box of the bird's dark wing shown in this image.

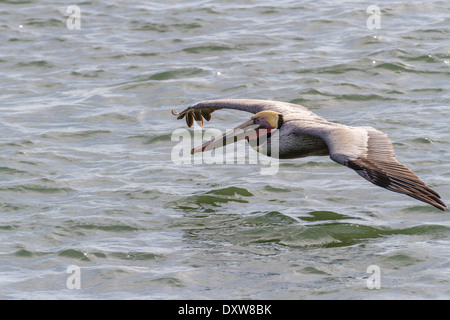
[173,100,446,211]
[172,99,320,127]
[310,123,446,211]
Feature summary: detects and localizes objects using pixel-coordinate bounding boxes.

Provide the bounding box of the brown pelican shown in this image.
[172,99,447,211]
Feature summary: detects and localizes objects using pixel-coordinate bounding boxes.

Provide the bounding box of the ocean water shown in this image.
[0,0,449,299]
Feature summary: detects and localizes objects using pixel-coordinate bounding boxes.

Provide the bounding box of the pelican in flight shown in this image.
[172,99,446,211]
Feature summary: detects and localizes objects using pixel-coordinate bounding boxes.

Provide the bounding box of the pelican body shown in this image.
[172,99,446,211]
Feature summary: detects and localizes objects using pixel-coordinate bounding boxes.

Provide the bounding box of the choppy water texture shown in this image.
[0,0,449,299]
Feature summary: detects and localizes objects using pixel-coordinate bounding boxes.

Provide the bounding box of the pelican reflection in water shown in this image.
[172,99,446,211]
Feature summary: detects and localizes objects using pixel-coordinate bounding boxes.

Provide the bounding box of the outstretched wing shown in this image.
[173,99,446,211]
[172,99,319,127]
[310,123,446,211]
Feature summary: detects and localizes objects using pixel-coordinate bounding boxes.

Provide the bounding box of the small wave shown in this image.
[130,133,171,145]
[40,130,112,142]
[0,166,28,175]
[57,249,92,262]
[180,194,249,209]
[15,60,54,69]
[14,249,35,258]
[0,224,17,231]
[146,67,207,81]
[411,137,434,144]
[300,210,354,222]
[71,222,140,233]
[0,139,35,148]
[0,184,74,195]
[230,222,384,249]
[335,93,395,102]
[56,248,164,262]
[401,54,440,63]
[130,21,202,32]
[263,185,291,193]
[295,65,365,75]
[70,70,105,78]
[150,277,185,288]
[206,186,253,197]
[182,44,236,54]
[241,211,298,227]
[170,187,253,211]
[25,18,61,28]
[84,112,139,125]
[109,251,164,261]
[373,62,431,74]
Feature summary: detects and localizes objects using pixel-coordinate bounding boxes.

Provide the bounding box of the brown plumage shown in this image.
[173,99,446,211]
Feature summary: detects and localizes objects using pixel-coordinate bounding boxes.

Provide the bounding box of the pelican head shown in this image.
[191,110,284,154]
[251,110,284,129]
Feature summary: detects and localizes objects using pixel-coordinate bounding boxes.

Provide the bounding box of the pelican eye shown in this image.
[277,114,284,129]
